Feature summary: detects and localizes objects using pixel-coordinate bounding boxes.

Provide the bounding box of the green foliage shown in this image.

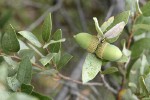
[1,25,20,52]
[17,57,32,84]
[93,17,103,37]
[108,11,130,29]
[7,93,38,100]
[7,75,21,91]
[104,21,125,43]
[31,92,51,100]
[57,53,73,70]
[3,56,19,77]
[40,53,57,66]
[18,31,42,48]
[131,38,150,58]
[82,53,102,83]
[101,16,114,32]
[49,29,62,53]
[42,13,52,42]
[19,49,35,59]
[0,3,150,99]
[141,1,150,17]
[21,84,33,94]
[101,67,118,74]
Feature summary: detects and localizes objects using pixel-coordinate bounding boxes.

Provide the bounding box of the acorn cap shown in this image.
[74,33,99,53]
[96,42,122,61]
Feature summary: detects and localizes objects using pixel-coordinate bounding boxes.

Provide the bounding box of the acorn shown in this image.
[74,33,122,61]
[74,33,99,53]
[95,42,122,61]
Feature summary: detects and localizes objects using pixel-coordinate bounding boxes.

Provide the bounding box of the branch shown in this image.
[127,30,134,49]
[127,13,139,49]
[100,74,118,94]
[60,8,78,32]
[11,54,103,87]
[58,73,103,86]
[11,55,45,70]
[74,0,87,32]
[26,0,63,31]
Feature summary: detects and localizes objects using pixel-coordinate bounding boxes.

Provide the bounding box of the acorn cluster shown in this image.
[74,33,122,61]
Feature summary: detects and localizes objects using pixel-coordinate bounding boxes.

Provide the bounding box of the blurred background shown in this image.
[0,0,149,100]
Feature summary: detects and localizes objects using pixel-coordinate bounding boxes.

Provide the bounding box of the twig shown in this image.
[74,0,87,32]
[100,74,118,94]
[11,55,45,70]
[127,13,139,49]
[60,8,78,32]
[58,73,103,86]
[105,4,115,20]
[26,0,63,31]
[127,30,134,49]
[22,0,46,8]
[10,54,103,87]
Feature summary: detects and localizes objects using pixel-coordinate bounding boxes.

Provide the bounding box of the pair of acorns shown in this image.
[74,33,122,61]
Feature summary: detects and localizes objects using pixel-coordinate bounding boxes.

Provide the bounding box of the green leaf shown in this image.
[7,74,21,91]
[57,53,73,70]
[104,21,125,42]
[0,32,2,48]
[1,24,20,52]
[133,24,150,32]
[3,56,19,77]
[27,43,44,57]
[52,51,61,65]
[93,17,104,37]
[135,15,150,25]
[117,40,131,63]
[0,63,8,83]
[21,84,33,94]
[101,16,114,32]
[43,38,65,49]
[39,53,57,66]
[19,49,35,59]
[18,31,42,48]
[17,57,32,84]
[121,40,131,56]
[108,11,130,29]
[82,53,102,83]
[31,91,52,100]
[131,38,150,58]
[49,29,62,53]
[8,93,38,100]
[129,58,141,87]
[128,82,137,89]
[141,55,150,76]
[145,74,150,93]
[42,13,52,42]
[117,54,129,63]
[18,39,29,50]
[139,76,149,96]
[141,1,150,17]
[101,67,118,74]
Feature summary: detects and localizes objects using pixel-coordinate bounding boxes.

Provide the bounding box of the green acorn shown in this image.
[74,33,122,61]
[74,33,99,53]
[95,42,122,61]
